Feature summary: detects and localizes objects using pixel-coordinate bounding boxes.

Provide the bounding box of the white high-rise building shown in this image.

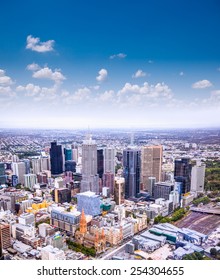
[12,162,26,185]
[72,148,78,162]
[40,156,50,171]
[190,161,206,196]
[104,147,115,174]
[31,158,41,174]
[80,135,99,194]
[24,174,37,190]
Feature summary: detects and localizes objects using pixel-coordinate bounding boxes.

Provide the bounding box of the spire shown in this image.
[95,231,99,242]
[79,208,87,234]
[101,228,105,239]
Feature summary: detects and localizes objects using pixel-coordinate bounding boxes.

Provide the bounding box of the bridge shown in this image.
[190,207,220,215]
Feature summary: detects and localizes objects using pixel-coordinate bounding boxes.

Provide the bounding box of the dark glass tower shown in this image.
[174,158,192,195]
[65,160,76,172]
[50,141,63,176]
[64,148,72,161]
[97,149,104,179]
[0,163,6,185]
[123,149,141,199]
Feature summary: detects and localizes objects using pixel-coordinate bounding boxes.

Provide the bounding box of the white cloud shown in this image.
[0,86,16,100]
[192,79,212,89]
[109,53,127,59]
[148,60,154,64]
[93,85,100,90]
[26,63,40,71]
[132,69,147,78]
[117,82,173,106]
[32,67,66,83]
[96,69,108,82]
[0,69,13,86]
[211,90,220,96]
[61,90,70,97]
[16,83,41,96]
[179,71,184,76]
[26,35,55,53]
[99,90,114,101]
[63,87,91,104]
[16,82,59,102]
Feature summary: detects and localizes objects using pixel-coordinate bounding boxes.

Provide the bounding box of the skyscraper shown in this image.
[114,177,125,205]
[104,147,115,174]
[97,149,104,179]
[24,174,37,190]
[12,162,26,185]
[22,159,31,174]
[103,147,115,193]
[103,172,114,194]
[123,148,141,199]
[0,163,6,185]
[40,156,50,171]
[31,158,41,174]
[80,135,99,194]
[141,145,163,190]
[0,222,11,256]
[190,160,206,195]
[65,160,76,172]
[174,158,192,195]
[64,147,72,161]
[50,141,63,176]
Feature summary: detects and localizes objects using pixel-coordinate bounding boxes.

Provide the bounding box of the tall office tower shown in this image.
[64,147,72,161]
[104,147,115,174]
[0,222,11,256]
[22,159,31,174]
[24,174,37,190]
[191,160,206,195]
[103,148,115,194]
[72,148,78,162]
[11,175,18,187]
[0,163,6,185]
[12,162,26,185]
[31,158,41,174]
[80,135,99,194]
[50,141,63,176]
[40,156,50,171]
[65,160,76,172]
[114,177,125,205]
[174,158,192,195]
[141,145,163,191]
[103,172,114,194]
[97,149,104,179]
[123,148,141,199]
[147,177,156,196]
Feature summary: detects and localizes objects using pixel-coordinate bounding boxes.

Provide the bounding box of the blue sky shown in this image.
[0,0,220,129]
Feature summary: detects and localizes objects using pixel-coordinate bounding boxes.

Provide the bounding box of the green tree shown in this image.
[210,248,217,257]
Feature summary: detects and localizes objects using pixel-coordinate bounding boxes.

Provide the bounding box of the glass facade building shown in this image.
[50,141,63,176]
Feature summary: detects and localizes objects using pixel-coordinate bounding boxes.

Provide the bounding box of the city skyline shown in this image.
[0,0,220,129]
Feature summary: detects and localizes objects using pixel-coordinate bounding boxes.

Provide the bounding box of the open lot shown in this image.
[175,211,220,235]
